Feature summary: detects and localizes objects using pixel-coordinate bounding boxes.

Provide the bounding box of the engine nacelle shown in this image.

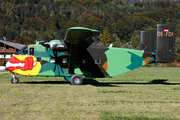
[50,42,68,52]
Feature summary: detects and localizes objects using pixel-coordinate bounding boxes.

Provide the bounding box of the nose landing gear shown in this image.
[11,74,19,84]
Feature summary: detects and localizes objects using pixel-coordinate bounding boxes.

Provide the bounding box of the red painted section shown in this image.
[102,61,108,71]
[22,57,34,70]
[7,56,35,71]
[145,57,152,64]
[9,56,24,64]
[164,29,169,32]
[28,44,35,47]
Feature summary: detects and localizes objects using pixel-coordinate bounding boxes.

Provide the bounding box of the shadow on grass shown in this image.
[20,79,118,87]
[20,79,180,86]
[20,81,69,84]
[84,79,180,86]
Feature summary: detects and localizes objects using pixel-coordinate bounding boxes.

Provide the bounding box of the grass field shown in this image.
[0,67,180,120]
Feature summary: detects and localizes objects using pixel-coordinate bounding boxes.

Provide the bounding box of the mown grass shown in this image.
[0,67,180,119]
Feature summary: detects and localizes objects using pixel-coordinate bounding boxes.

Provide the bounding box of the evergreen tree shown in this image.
[0,25,6,38]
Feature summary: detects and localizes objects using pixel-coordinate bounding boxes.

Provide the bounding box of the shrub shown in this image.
[0,59,7,66]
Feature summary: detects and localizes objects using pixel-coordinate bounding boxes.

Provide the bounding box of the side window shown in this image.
[37,57,42,62]
[82,59,88,64]
[29,48,34,55]
[23,49,28,55]
[62,58,68,63]
[95,59,101,64]
[15,45,28,55]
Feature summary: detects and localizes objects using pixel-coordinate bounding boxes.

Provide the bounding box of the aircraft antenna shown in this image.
[142,46,147,51]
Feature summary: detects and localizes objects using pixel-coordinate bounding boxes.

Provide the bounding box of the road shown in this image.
[0,72,9,74]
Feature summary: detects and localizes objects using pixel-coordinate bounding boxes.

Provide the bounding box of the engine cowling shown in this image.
[41,40,68,52]
[50,42,68,51]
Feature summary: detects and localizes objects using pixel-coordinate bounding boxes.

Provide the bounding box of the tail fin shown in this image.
[140,24,175,63]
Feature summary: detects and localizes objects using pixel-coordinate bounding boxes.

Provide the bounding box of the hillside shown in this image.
[0,0,180,59]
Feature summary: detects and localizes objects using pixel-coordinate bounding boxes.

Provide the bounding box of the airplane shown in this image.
[2,26,175,85]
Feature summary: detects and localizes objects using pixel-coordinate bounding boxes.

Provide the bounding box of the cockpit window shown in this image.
[16,45,28,55]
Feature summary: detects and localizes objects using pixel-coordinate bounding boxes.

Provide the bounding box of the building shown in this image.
[0,40,25,60]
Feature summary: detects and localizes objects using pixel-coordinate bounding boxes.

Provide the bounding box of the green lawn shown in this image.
[0,67,180,119]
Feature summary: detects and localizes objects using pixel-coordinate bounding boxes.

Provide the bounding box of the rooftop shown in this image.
[0,40,25,50]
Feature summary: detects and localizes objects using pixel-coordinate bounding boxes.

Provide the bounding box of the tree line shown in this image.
[1,0,180,61]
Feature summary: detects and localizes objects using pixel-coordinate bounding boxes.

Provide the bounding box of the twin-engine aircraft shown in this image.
[4,26,175,85]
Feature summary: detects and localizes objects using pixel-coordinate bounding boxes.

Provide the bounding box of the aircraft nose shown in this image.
[6,58,12,71]
[5,55,41,76]
[6,56,21,71]
[6,55,37,71]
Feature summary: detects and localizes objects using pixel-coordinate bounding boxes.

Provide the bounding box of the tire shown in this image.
[11,77,19,84]
[70,74,83,85]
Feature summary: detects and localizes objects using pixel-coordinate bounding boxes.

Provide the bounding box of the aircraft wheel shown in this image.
[11,77,19,84]
[70,74,83,85]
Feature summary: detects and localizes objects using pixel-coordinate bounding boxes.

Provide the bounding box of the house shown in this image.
[0,40,25,60]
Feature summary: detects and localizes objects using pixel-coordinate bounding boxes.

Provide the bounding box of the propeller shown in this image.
[42,41,64,75]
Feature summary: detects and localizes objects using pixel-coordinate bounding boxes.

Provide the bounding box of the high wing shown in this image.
[64,27,99,47]
[64,27,100,74]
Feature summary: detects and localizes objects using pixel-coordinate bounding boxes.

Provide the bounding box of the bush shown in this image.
[0,59,7,66]
[143,64,153,67]
[166,62,174,67]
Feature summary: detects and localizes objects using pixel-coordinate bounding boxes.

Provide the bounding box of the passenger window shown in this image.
[95,59,101,64]
[23,49,28,54]
[62,58,68,63]
[37,57,41,62]
[82,59,88,64]
[29,48,34,55]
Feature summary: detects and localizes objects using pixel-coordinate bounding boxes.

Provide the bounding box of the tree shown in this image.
[100,30,111,46]
[130,30,140,48]
[113,19,134,41]
[175,38,180,62]
[21,36,34,44]
[5,26,14,41]
[0,24,5,38]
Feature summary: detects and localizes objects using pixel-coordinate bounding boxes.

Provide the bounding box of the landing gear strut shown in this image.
[11,74,19,84]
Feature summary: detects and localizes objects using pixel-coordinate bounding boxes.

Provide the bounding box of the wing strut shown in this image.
[68,44,77,74]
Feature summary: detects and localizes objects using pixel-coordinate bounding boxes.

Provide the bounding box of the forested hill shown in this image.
[0,0,180,48]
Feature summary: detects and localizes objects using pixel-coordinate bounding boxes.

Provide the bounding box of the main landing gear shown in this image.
[64,74,83,85]
[70,74,83,85]
[11,74,19,84]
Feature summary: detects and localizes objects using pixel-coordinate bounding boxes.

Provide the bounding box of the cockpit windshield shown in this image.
[16,45,28,55]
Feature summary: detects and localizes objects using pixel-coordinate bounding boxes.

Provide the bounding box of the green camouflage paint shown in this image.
[28,40,155,79]
[28,41,69,77]
[105,47,155,77]
[49,40,61,44]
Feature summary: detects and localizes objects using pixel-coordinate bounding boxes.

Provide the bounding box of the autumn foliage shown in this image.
[0,0,179,49]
